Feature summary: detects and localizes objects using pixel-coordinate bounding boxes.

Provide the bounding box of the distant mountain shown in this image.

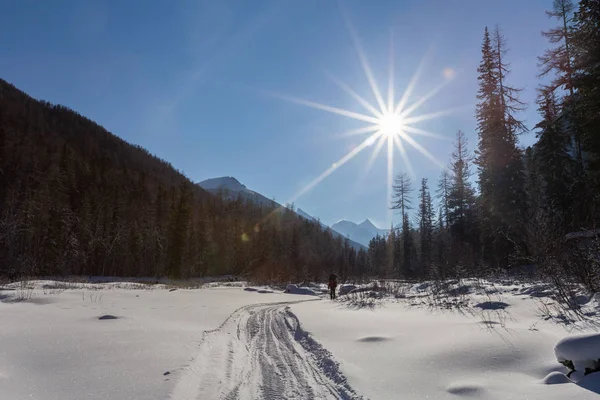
[198,177,277,208]
[296,208,324,227]
[358,219,389,237]
[331,219,389,247]
[198,177,366,250]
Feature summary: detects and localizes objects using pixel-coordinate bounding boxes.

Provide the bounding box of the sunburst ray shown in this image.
[335,124,381,138]
[401,125,448,140]
[355,133,387,188]
[393,48,433,115]
[324,71,384,118]
[402,105,470,125]
[268,92,381,124]
[341,6,387,114]
[387,136,394,209]
[392,135,415,178]
[387,29,395,113]
[285,132,381,205]
[400,132,445,168]
[398,78,452,119]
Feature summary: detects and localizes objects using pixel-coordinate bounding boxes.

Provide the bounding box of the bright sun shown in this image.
[378,113,404,138]
[269,10,460,216]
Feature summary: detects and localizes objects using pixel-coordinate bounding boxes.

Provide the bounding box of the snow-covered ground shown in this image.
[0,282,316,400]
[1,280,599,399]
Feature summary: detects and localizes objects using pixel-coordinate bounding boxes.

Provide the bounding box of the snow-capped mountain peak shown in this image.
[198,176,247,192]
[359,218,377,231]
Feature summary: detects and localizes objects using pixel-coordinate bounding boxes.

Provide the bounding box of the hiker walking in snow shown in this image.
[328,274,337,300]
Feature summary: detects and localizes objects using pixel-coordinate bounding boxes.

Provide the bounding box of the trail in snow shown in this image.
[170,301,364,400]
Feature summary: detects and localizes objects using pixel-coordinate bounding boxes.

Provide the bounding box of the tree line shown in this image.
[367,0,600,291]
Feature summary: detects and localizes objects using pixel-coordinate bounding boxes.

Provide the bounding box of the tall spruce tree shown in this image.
[447,131,477,245]
[534,90,574,229]
[572,0,600,178]
[436,169,451,227]
[475,27,526,270]
[539,0,577,95]
[539,0,585,172]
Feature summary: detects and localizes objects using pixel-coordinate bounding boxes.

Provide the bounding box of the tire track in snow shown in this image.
[170,301,364,400]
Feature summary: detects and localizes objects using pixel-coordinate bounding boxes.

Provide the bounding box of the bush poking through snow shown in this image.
[338,285,357,296]
[14,279,34,301]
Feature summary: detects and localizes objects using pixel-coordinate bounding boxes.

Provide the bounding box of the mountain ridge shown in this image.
[198,176,367,250]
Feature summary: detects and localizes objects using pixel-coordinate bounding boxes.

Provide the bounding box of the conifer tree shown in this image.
[534,90,574,228]
[417,178,434,274]
[476,27,526,270]
[447,131,477,242]
[436,169,451,228]
[572,0,600,175]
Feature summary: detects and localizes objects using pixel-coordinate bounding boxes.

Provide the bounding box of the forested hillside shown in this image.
[0,79,359,281]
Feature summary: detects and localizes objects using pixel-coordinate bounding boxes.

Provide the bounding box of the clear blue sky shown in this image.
[0,0,554,228]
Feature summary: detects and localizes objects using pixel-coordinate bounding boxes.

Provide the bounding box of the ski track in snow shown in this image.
[170,301,364,400]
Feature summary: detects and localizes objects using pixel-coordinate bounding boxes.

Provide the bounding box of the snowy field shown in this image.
[1,280,599,399]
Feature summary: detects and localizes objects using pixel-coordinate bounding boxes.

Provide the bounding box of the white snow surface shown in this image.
[0,284,316,400]
[555,333,600,373]
[291,283,600,399]
[2,280,600,399]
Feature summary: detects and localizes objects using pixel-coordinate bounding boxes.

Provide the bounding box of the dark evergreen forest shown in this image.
[0,79,361,282]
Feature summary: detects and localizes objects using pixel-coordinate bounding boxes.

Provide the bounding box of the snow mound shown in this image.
[445,382,485,396]
[338,285,357,296]
[475,301,510,310]
[284,284,317,296]
[554,333,600,375]
[540,371,571,385]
